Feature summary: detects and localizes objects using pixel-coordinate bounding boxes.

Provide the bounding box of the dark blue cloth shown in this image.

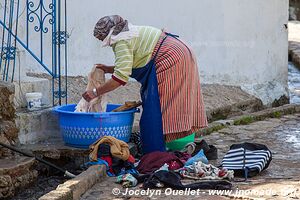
[130,35,171,154]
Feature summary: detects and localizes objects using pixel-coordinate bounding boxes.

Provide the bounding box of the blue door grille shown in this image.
[0,0,68,105]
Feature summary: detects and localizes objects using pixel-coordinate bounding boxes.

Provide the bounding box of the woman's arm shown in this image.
[82,78,121,102]
[95,64,115,74]
[96,78,121,95]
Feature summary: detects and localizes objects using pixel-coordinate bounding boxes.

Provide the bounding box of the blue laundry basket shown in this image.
[53,104,139,148]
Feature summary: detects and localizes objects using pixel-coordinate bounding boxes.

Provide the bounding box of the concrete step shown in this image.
[13,76,52,109]
[15,107,60,144]
[19,137,137,160]
[19,137,88,159]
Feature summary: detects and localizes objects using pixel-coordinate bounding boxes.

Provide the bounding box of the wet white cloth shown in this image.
[75,66,106,112]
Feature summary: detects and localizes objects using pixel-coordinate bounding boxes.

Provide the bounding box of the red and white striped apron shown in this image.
[152,33,208,142]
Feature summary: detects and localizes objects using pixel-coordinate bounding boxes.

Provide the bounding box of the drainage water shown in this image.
[288,62,300,104]
[285,62,300,149]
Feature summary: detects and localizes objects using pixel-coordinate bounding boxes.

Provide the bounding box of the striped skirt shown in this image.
[152,34,208,142]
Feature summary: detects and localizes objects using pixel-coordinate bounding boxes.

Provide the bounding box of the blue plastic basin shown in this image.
[53,104,138,148]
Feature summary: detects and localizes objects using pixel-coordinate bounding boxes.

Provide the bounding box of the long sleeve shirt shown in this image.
[112,26,162,85]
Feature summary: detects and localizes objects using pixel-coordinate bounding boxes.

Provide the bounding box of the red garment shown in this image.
[168,160,182,171]
[101,156,113,173]
[127,155,135,163]
[173,151,191,165]
[137,151,184,174]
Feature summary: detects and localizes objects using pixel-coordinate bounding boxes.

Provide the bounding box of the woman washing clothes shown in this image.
[82,15,208,154]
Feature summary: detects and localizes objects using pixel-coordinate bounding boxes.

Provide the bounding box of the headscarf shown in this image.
[93,15,139,47]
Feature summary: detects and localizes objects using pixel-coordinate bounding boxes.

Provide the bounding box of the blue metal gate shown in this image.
[0,0,68,105]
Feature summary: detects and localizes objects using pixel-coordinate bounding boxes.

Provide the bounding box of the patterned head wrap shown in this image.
[93,15,129,41]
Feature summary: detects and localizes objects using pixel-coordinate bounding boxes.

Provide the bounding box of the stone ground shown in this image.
[81,114,300,200]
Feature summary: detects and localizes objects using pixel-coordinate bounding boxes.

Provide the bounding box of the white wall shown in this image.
[16,0,289,104]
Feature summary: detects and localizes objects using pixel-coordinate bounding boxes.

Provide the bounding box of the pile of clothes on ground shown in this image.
[84,135,235,190]
[86,136,138,177]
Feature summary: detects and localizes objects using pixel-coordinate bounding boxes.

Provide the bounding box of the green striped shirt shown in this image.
[112,26,162,84]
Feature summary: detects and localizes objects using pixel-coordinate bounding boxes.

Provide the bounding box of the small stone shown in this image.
[0,176,12,188]
[215,119,235,126]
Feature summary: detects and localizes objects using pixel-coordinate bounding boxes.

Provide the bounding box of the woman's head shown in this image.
[93,15,129,41]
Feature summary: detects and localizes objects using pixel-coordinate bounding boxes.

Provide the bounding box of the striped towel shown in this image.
[221,143,272,179]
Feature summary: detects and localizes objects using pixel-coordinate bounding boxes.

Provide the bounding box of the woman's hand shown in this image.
[82,90,97,102]
[82,78,121,102]
[95,64,115,74]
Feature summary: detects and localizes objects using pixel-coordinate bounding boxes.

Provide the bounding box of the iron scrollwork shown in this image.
[1,46,16,60]
[27,0,53,33]
[54,31,69,45]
